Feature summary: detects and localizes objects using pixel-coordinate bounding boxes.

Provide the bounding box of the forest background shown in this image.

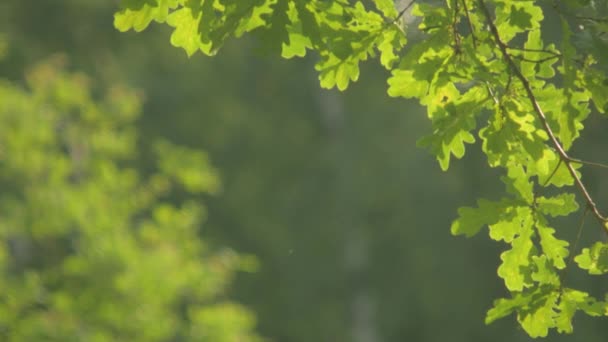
[0,0,607,341]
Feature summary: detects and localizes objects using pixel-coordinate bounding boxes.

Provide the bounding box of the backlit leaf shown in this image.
[575,242,608,275]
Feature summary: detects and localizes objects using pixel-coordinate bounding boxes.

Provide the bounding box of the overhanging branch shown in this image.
[477,0,608,230]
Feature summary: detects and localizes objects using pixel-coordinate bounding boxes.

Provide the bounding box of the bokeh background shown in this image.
[1,1,607,341]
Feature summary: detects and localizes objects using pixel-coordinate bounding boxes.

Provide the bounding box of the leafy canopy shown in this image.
[115,0,608,337]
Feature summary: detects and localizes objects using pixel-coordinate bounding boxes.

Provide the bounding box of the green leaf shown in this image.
[574,242,608,275]
[584,72,608,113]
[509,6,534,30]
[372,0,398,19]
[536,220,569,269]
[497,224,535,291]
[502,161,534,204]
[518,290,559,338]
[488,206,532,243]
[417,85,482,170]
[387,34,451,99]
[536,193,579,217]
[316,53,363,91]
[387,69,428,98]
[486,286,559,336]
[556,289,585,334]
[233,0,275,36]
[451,198,515,237]
[114,0,179,32]
[166,7,212,56]
[486,292,534,325]
[557,91,590,151]
[412,2,450,31]
[556,289,605,333]
[536,154,577,188]
[282,31,311,58]
[495,2,543,42]
[531,255,560,286]
[521,29,557,79]
[280,2,312,58]
[376,27,405,69]
[255,0,291,55]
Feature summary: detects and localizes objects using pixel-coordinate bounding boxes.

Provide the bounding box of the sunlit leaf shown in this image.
[575,242,608,275]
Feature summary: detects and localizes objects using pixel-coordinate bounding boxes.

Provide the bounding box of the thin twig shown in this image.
[561,207,589,283]
[566,157,608,170]
[451,0,462,53]
[574,15,608,23]
[394,0,417,24]
[506,46,562,57]
[542,159,562,187]
[511,54,560,64]
[485,82,500,104]
[505,72,512,93]
[478,0,608,230]
[568,207,589,267]
[461,0,478,49]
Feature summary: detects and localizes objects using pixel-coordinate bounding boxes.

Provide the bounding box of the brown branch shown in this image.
[477,0,608,230]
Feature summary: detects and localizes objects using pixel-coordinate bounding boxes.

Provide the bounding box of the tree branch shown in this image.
[477,0,608,230]
[394,0,417,23]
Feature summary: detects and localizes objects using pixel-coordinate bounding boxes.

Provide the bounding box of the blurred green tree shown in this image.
[0,57,259,342]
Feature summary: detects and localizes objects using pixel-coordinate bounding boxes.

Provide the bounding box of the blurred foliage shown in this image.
[0,57,259,341]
